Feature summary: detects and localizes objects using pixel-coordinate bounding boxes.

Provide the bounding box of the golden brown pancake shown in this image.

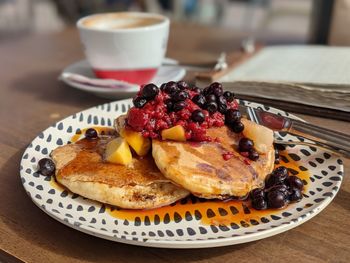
[152,123,275,199]
[51,135,189,209]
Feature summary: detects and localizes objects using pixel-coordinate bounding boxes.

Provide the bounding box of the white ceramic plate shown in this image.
[20,99,344,248]
[59,58,186,99]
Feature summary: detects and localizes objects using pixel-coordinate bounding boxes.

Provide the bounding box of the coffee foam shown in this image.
[82,13,164,30]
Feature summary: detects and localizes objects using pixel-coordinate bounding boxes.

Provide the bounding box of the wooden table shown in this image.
[0,24,349,263]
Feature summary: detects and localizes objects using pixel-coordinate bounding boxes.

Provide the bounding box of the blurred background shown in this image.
[0,0,348,46]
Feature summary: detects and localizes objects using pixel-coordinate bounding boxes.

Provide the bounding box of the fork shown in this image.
[238,105,350,158]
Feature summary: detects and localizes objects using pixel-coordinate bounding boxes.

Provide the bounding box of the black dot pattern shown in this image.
[19,99,344,246]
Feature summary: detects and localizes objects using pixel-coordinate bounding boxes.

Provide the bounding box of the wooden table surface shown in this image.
[0,24,349,263]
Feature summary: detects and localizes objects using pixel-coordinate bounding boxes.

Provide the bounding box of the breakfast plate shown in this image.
[59,58,186,99]
[20,99,344,248]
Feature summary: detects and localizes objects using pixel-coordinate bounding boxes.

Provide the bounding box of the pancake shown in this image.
[152,123,275,199]
[51,135,189,209]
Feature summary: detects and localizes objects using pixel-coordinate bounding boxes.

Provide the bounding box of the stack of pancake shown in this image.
[51,115,274,209]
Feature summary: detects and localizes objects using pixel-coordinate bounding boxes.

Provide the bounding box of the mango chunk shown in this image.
[161,125,186,141]
[241,118,274,154]
[120,128,151,156]
[105,137,132,165]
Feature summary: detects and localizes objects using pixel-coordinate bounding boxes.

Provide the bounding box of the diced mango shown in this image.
[105,137,132,165]
[120,128,151,156]
[241,118,274,154]
[161,125,186,141]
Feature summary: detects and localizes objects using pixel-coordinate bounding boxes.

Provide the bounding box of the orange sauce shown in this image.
[49,177,65,191]
[70,126,116,143]
[106,149,310,226]
[66,129,310,227]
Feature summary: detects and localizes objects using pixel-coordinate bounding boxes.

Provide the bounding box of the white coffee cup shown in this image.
[77,12,169,85]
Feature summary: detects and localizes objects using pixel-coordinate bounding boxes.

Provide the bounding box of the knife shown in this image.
[238,105,350,158]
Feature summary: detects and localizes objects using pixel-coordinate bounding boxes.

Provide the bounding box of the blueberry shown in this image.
[38,158,55,176]
[274,157,280,164]
[218,103,227,114]
[141,83,159,100]
[206,94,217,103]
[191,87,202,94]
[230,121,244,133]
[250,188,265,200]
[164,81,179,95]
[192,94,206,108]
[177,81,189,90]
[225,109,241,124]
[239,138,254,152]
[287,176,304,190]
[160,83,167,91]
[265,173,285,189]
[173,101,186,112]
[223,91,234,102]
[133,97,147,108]
[289,188,303,202]
[268,184,289,196]
[217,96,227,113]
[273,166,289,181]
[202,86,211,96]
[191,110,205,123]
[85,128,98,139]
[252,197,267,210]
[165,99,173,111]
[206,102,218,113]
[249,150,259,161]
[209,82,223,96]
[267,190,287,208]
[172,91,189,102]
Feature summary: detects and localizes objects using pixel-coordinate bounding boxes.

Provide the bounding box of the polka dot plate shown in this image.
[20,99,344,248]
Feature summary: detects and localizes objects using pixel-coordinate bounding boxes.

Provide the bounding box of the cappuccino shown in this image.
[82,13,164,30]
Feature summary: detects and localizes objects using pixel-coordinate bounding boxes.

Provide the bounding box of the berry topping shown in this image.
[126,81,239,141]
[252,197,267,210]
[172,91,189,102]
[173,101,187,112]
[206,102,218,113]
[209,82,223,96]
[223,91,234,102]
[267,190,287,209]
[289,188,303,201]
[206,94,217,103]
[192,94,206,108]
[225,109,241,124]
[286,175,304,190]
[273,166,289,180]
[127,108,149,132]
[177,80,189,90]
[38,158,56,176]
[239,138,254,152]
[191,87,202,93]
[191,109,205,123]
[250,188,265,199]
[85,128,98,139]
[164,81,179,95]
[133,97,147,108]
[230,121,244,133]
[249,150,259,161]
[141,83,159,100]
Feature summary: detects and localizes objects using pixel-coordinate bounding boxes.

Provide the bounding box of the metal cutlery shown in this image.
[239,105,350,158]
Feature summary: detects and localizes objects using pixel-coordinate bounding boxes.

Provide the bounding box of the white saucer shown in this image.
[59,58,186,99]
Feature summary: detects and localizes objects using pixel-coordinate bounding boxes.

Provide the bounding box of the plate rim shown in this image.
[20,99,344,248]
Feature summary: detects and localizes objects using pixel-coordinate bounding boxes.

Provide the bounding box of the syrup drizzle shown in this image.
[48,127,311,227]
